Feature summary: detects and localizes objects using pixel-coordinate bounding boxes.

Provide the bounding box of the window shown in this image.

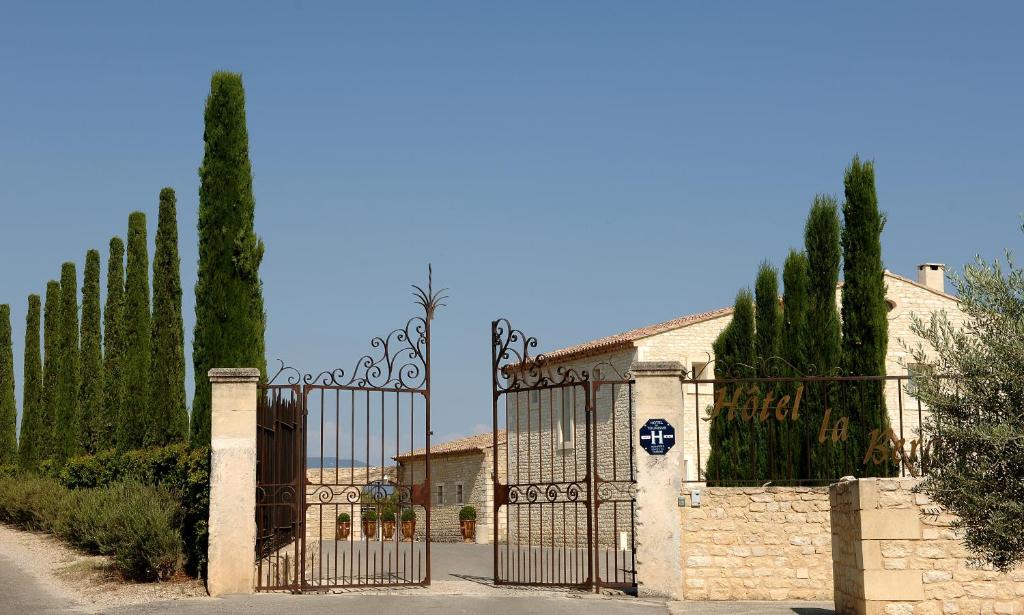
[529,390,540,410]
[456,483,464,505]
[435,483,444,506]
[559,388,575,449]
[691,362,710,380]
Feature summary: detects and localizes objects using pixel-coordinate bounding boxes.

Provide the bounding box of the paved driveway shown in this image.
[0,536,834,615]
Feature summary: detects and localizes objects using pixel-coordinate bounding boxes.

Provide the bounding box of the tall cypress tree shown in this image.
[150,188,188,445]
[101,237,125,452]
[40,280,62,462]
[804,195,843,479]
[841,156,894,477]
[79,250,103,454]
[0,305,16,466]
[705,289,755,484]
[18,295,43,469]
[120,213,151,451]
[753,262,781,478]
[55,263,80,462]
[780,250,810,478]
[192,71,267,448]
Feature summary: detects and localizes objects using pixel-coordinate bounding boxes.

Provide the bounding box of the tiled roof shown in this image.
[394,430,506,461]
[528,307,735,365]
[882,270,959,302]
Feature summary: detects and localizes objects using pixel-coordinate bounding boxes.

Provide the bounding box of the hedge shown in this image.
[60,443,209,577]
[0,475,181,581]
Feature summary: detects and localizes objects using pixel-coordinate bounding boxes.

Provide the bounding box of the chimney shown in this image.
[917,263,946,293]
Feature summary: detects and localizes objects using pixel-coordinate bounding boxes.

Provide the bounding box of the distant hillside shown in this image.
[306,457,369,469]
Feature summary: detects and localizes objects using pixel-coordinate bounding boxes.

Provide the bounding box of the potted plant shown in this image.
[336,512,351,540]
[362,508,378,540]
[400,508,416,541]
[381,506,397,540]
[459,505,477,543]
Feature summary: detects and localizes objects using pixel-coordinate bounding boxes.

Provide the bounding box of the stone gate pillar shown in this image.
[630,361,687,599]
[207,367,261,597]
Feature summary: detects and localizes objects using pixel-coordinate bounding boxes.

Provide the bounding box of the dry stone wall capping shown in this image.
[830,477,1024,615]
[679,486,834,601]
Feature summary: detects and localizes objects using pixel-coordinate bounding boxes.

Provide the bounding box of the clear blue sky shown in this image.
[1,2,1021,446]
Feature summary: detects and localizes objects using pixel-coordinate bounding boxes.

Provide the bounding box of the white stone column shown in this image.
[206,367,261,597]
[631,361,686,599]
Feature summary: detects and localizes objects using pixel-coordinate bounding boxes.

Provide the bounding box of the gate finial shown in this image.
[413,264,448,321]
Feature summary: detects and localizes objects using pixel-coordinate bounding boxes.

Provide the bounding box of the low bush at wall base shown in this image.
[59,443,210,578]
[0,475,182,581]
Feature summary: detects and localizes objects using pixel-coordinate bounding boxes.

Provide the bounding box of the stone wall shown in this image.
[830,477,1024,615]
[679,485,833,600]
[505,348,636,548]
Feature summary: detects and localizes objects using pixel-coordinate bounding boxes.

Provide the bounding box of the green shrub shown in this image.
[401,508,416,522]
[380,509,396,522]
[363,509,377,522]
[58,443,209,577]
[0,475,181,581]
[459,505,476,521]
[337,512,350,523]
[106,481,182,581]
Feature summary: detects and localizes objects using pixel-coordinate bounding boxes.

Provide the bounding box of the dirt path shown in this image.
[0,524,207,613]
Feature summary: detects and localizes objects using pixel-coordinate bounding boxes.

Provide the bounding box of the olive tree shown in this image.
[909,246,1024,572]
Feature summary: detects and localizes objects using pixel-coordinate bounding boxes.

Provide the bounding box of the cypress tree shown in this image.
[192,71,267,448]
[804,195,843,479]
[0,305,16,466]
[841,156,894,477]
[754,263,782,364]
[79,250,103,454]
[18,295,43,470]
[805,195,843,373]
[753,262,781,479]
[101,237,125,452]
[780,250,810,479]
[706,290,755,484]
[149,188,188,445]
[54,263,80,462]
[120,212,151,451]
[40,280,62,462]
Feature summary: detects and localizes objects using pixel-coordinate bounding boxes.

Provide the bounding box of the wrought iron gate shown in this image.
[255,271,446,592]
[491,320,637,593]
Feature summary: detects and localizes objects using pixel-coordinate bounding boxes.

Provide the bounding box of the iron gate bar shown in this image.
[255,383,303,591]
[254,268,445,593]
[591,378,637,593]
[491,319,636,593]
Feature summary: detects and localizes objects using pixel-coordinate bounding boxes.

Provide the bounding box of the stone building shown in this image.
[394,431,507,543]
[508,264,965,485]
[482,265,966,557]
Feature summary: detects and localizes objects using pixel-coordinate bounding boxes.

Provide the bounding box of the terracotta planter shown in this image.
[401,520,416,541]
[382,521,396,540]
[363,520,378,539]
[336,521,351,540]
[460,519,476,543]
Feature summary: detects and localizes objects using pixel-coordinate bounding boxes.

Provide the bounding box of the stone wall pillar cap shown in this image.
[630,360,687,377]
[208,367,262,382]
